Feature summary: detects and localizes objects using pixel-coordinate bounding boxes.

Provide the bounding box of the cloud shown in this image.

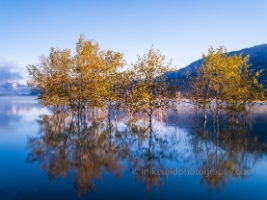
[0,61,23,83]
[0,61,30,95]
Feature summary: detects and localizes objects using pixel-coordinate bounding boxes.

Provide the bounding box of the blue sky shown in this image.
[0,0,267,79]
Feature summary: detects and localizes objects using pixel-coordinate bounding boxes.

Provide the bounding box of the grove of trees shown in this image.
[27,35,265,123]
[27,35,176,124]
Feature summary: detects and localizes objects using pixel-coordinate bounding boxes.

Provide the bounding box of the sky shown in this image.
[0,0,267,81]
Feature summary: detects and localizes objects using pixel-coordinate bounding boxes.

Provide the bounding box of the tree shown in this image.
[189,46,264,122]
[26,48,72,113]
[69,35,103,121]
[222,53,264,115]
[97,50,126,120]
[129,47,174,124]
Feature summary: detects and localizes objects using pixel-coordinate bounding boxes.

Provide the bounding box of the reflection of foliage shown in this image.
[26,113,180,196]
[200,152,249,192]
[26,106,267,197]
[190,113,267,192]
[126,120,178,193]
[26,114,123,196]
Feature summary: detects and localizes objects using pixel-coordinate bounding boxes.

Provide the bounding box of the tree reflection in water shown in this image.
[26,108,267,196]
[191,110,267,192]
[26,113,124,196]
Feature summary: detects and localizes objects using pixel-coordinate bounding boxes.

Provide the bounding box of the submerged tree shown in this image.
[26,35,182,125]
[128,47,175,123]
[26,48,72,113]
[27,35,128,121]
[69,35,103,120]
[189,46,264,121]
[223,53,264,115]
[97,50,126,121]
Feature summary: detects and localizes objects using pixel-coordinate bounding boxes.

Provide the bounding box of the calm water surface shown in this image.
[0,97,267,200]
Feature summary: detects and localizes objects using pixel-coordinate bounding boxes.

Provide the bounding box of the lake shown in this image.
[0,97,267,200]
